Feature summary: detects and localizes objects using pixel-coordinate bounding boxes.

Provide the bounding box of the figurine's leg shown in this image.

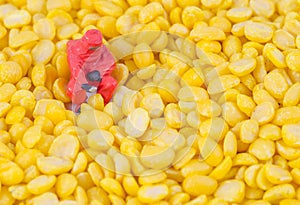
[97,75,118,104]
[72,89,87,105]
[81,84,98,93]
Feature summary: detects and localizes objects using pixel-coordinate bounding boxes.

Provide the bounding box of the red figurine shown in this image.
[66,29,117,112]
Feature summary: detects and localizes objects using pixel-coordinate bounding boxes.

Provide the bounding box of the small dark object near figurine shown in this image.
[66,29,117,112]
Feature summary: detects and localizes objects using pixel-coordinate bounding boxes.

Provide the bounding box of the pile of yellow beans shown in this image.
[1,0,300,204]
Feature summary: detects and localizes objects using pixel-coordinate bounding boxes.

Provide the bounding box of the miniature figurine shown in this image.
[66,29,117,112]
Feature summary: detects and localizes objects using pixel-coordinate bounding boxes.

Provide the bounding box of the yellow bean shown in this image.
[9,29,39,49]
[242,47,259,59]
[283,82,300,106]
[0,159,24,186]
[164,104,185,129]
[236,94,256,116]
[22,125,42,148]
[138,170,167,185]
[198,137,224,167]
[0,84,15,103]
[249,138,275,160]
[170,7,182,24]
[280,199,300,205]
[199,117,228,142]
[169,23,190,38]
[258,123,281,141]
[265,164,292,184]
[152,128,185,151]
[222,102,248,127]
[140,145,175,170]
[286,50,300,72]
[173,147,196,170]
[16,77,32,90]
[228,57,256,77]
[244,164,262,188]
[244,22,274,43]
[277,140,300,161]
[273,106,300,126]
[37,156,73,175]
[140,93,164,118]
[214,180,245,203]
[3,10,31,28]
[0,141,14,160]
[31,40,55,65]
[8,184,31,201]
[14,148,43,170]
[272,29,295,50]
[232,153,258,166]
[57,23,79,40]
[139,2,164,24]
[263,184,295,203]
[196,40,221,55]
[127,0,147,6]
[5,105,25,125]
[0,61,22,84]
[87,129,114,151]
[81,13,100,29]
[177,0,199,7]
[125,108,150,138]
[46,0,71,11]
[100,178,125,198]
[52,78,71,103]
[0,130,10,144]
[49,133,79,160]
[116,14,138,34]
[31,63,46,87]
[223,36,242,59]
[33,86,53,101]
[94,0,123,18]
[181,6,204,29]
[184,175,217,197]
[74,172,92,191]
[209,156,232,180]
[123,175,139,196]
[208,74,240,95]
[282,123,300,147]
[251,102,275,125]
[74,186,88,205]
[56,173,78,198]
[27,175,56,195]
[250,0,275,18]
[157,79,180,103]
[264,71,289,99]
[239,119,259,143]
[137,184,168,203]
[222,131,237,158]
[86,187,110,204]
[197,99,221,118]
[180,159,212,177]
[0,3,17,20]
[31,192,59,205]
[263,43,287,69]
[190,25,226,41]
[226,7,252,23]
[133,43,154,68]
[33,18,56,40]
[252,56,266,83]
[77,109,113,131]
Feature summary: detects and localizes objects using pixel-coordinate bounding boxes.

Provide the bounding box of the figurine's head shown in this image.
[82,29,103,47]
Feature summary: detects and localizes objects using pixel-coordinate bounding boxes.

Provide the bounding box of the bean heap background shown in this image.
[1,0,300,204]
